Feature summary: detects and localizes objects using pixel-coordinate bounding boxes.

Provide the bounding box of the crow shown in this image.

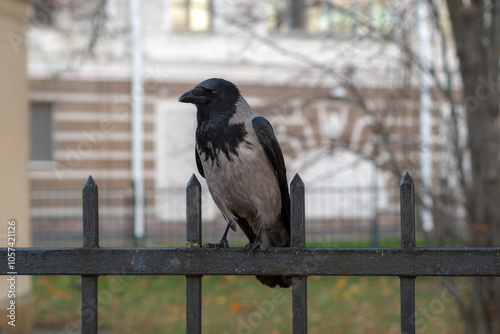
[179,78,292,288]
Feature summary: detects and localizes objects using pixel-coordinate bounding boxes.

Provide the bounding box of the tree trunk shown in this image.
[446,1,500,333]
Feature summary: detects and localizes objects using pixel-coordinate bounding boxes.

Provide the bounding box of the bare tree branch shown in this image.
[50,0,109,78]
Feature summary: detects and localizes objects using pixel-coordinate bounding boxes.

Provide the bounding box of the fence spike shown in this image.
[399,171,416,334]
[400,172,415,249]
[186,174,202,334]
[290,174,307,333]
[82,176,99,334]
[187,173,201,190]
[83,175,99,248]
[290,174,305,248]
[291,173,304,189]
[83,175,96,189]
[400,171,414,186]
[186,174,202,245]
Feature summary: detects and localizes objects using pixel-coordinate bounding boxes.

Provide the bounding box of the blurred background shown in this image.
[24,0,458,247]
[1,0,499,333]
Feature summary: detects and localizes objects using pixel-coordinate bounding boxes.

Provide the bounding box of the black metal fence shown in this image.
[2,172,500,334]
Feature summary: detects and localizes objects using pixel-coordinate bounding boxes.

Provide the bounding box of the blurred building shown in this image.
[27,0,455,245]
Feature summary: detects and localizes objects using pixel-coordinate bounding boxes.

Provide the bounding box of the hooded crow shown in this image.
[179,78,291,288]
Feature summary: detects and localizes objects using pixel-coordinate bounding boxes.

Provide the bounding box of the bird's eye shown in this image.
[211,90,219,98]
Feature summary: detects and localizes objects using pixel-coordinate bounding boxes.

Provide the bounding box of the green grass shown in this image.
[33,275,466,333]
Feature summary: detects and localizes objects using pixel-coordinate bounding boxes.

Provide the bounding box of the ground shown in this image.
[34,274,465,333]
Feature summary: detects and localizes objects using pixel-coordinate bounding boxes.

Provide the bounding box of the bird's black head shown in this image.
[179,78,248,163]
[178,78,240,118]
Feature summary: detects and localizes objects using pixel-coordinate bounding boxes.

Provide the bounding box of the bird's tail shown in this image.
[255,215,292,288]
[236,216,292,288]
[256,275,292,288]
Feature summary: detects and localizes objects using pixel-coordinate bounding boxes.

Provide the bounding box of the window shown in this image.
[30,103,53,161]
[171,0,213,31]
[267,0,393,37]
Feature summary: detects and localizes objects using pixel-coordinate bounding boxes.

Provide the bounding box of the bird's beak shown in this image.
[178,87,208,104]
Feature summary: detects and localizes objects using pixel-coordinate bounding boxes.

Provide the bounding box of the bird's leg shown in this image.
[203,218,231,249]
[244,225,266,258]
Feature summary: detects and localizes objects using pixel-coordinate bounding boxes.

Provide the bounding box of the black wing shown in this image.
[252,116,290,236]
[195,149,205,178]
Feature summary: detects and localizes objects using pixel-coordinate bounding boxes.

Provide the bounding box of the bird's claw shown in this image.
[203,238,229,250]
[244,240,266,258]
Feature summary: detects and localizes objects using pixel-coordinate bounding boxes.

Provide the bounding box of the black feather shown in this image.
[256,275,292,288]
[195,149,205,178]
[234,215,257,242]
[252,117,291,238]
[196,119,249,164]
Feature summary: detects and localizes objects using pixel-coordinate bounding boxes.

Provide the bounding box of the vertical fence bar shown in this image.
[82,176,99,334]
[291,174,307,334]
[186,175,202,334]
[400,172,416,334]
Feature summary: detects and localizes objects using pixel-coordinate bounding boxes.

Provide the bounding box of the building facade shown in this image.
[28,0,453,245]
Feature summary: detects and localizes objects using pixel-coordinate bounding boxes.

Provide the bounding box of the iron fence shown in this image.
[2,172,499,334]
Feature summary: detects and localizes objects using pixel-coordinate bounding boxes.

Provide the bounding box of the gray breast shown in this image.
[198,125,282,231]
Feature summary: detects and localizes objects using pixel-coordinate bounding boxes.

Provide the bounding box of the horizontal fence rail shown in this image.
[2,172,500,334]
[1,248,500,276]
